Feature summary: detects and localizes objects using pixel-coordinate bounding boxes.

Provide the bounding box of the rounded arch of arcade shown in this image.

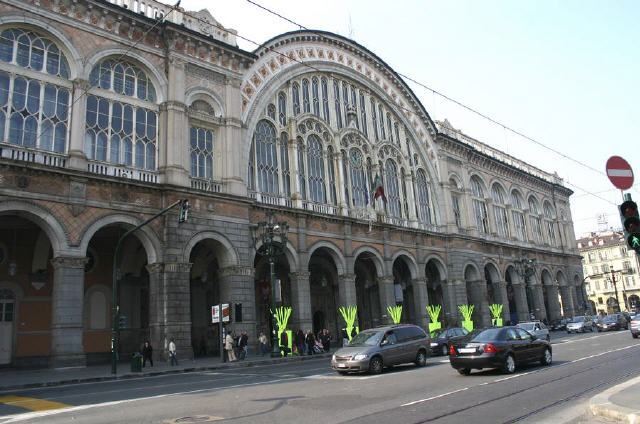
[183,231,239,268]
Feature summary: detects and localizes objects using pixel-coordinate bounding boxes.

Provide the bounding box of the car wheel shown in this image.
[415,350,427,367]
[441,345,448,356]
[369,356,383,374]
[502,354,516,374]
[540,348,552,366]
[632,334,638,339]
[457,368,471,375]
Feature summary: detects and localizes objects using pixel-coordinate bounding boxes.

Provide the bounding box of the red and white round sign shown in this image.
[606,156,634,190]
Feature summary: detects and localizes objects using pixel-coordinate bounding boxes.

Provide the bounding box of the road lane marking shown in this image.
[402,388,469,406]
[0,396,70,412]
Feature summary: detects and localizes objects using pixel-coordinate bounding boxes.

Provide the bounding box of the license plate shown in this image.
[458,348,476,353]
[337,364,347,368]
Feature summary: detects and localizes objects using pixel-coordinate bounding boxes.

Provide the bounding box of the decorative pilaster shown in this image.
[218,265,256,340]
[466,280,490,327]
[378,276,396,324]
[50,256,88,368]
[67,79,90,171]
[560,285,575,318]
[411,279,429,328]
[531,283,547,321]
[513,283,530,322]
[546,284,562,322]
[496,281,512,323]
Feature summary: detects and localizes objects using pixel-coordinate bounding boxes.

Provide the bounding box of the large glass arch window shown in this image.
[491,183,509,238]
[307,134,326,204]
[543,201,557,246]
[280,132,290,196]
[348,148,367,208]
[470,176,489,234]
[0,28,71,153]
[385,159,401,218]
[327,145,337,205]
[253,120,278,194]
[85,58,157,170]
[189,127,213,179]
[528,196,543,244]
[416,169,432,224]
[511,190,527,240]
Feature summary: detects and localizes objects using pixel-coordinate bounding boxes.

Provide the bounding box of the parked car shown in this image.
[596,314,628,332]
[430,327,469,356]
[630,314,640,339]
[331,324,430,374]
[550,318,569,331]
[566,316,595,333]
[449,326,552,375]
[516,321,550,341]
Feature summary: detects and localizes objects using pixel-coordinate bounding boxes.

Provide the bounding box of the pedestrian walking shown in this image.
[321,329,331,352]
[305,330,315,355]
[259,332,269,356]
[280,330,289,357]
[225,332,236,362]
[142,341,153,367]
[168,338,178,366]
[341,328,349,347]
[295,329,306,356]
[239,331,248,360]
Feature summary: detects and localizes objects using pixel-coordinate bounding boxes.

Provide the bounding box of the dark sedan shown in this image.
[430,327,469,356]
[449,326,552,375]
[596,314,628,331]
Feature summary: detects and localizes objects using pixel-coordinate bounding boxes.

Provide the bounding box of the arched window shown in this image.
[307,134,326,203]
[311,77,320,117]
[543,201,557,246]
[470,176,489,234]
[253,120,278,194]
[394,122,400,146]
[511,190,527,240]
[0,28,71,153]
[266,103,276,120]
[491,183,509,238]
[297,137,306,199]
[280,132,290,196]
[371,98,379,141]
[378,104,386,139]
[292,82,301,116]
[387,113,393,143]
[333,79,342,129]
[321,77,330,122]
[327,145,337,205]
[348,148,367,207]
[359,93,368,137]
[278,91,287,126]
[385,159,401,218]
[85,59,157,170]
[450,178,463,229]
[189,127,213,179]
[416,169,432,224]
[528,196,543,244]
[302,78,310,114]
[401,168,409,218]
[342,83,349,124]
[350,85,359,129]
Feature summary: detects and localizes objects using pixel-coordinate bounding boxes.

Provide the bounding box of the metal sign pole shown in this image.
[218,303,225,363]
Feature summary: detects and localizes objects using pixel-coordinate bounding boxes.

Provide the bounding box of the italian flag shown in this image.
[372,173,386,202]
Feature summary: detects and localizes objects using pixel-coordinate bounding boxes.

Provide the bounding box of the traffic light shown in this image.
[178,199,189,223]
[620,197,640,254]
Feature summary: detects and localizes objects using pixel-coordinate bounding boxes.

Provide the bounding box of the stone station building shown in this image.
[0,0,585,368]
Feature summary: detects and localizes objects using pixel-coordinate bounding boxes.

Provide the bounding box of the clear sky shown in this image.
[183,0,640,237]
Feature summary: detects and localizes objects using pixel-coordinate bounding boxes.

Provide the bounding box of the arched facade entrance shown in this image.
[506,266,527,323]
[557,271,575,318]
[308,247,340,337]
[392,257,414,324]
[574,275,587,314]
[254,247,292,339]
[484,263,509,323]
[426,258,448,324]
[354,251,382,330]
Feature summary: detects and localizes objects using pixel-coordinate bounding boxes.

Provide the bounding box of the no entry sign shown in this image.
[606,156,634,190]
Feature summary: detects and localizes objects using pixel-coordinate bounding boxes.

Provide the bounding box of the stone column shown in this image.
[289,271,312,332]
[50,256,88,367]
[338,273,357,308]
[147,262,193,362]
[546,285,562,322]
[560,285,576,318]
[530,284,547,321]
[496,281,512,323]
[218,265,256,346]
[466,280,490,327]
[441,281,458,325]
[411,279,429,328]
[513,283,530,322]
[378,276,396,324]
[67,79,89,171]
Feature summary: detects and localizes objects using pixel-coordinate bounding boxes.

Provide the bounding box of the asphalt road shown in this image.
[1,330,638,424]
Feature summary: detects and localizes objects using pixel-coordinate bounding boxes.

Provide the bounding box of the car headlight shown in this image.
[353,354,368,361]
[332,355,336,361]
[430,343,438,347]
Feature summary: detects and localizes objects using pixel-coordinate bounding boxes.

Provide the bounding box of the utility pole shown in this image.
[610,269,622,313]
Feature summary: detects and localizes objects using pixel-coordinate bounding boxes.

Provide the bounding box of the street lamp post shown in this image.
[252,211,289,358]
[515,257,537,320]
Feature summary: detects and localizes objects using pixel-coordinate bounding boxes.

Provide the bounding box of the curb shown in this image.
[589,376,640,424]
[0,353,332,392]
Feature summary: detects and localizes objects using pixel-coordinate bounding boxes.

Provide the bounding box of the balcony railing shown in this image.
[87,161,159,184]
[190,178,222,193]
[302,201,337,216]
[253,192,293,208]
[0,143,67,168]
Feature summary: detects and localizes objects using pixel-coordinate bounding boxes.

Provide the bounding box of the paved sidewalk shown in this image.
[589,376,640,423]
[0,351,333,392]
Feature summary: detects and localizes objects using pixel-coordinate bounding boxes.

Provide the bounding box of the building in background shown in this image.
[577,231,640,315]
[0,0,584,368]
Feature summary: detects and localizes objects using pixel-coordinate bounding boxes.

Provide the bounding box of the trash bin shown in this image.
[131,352,143,372]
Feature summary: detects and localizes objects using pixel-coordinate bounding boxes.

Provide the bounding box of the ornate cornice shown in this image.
[50,256,88,269]
[219,265,254,278]
[164,262,193,273]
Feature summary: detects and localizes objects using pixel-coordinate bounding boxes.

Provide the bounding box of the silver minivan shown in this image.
[331,324,430,374]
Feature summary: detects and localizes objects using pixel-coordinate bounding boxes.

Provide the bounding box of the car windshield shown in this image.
[603,316,617,323]
[432,329,445,339]
[571,316,585,323]
[470,328,503,343]
[518,323,535,331]
[348,331,383,346]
